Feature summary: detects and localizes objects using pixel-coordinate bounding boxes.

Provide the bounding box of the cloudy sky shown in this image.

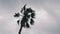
[0,0,60,34]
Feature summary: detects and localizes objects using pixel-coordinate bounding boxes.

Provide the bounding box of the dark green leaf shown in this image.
[14,13,20,17]
[30,18,34,25]
[25,23,30,28]
[31,12,35,18]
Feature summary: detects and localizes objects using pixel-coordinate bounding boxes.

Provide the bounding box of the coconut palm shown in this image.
[14,4,35,34]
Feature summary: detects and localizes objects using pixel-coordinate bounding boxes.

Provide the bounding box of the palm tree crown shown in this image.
[14,4,35,34]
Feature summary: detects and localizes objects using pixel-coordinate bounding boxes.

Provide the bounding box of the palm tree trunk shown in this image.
[18,26,23,34]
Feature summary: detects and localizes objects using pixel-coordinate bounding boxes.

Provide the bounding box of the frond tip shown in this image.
[31,12,35,18]
[30,18,34,25]
[25,23,30,28]
[14,13,20,17]
[17,20,20,25]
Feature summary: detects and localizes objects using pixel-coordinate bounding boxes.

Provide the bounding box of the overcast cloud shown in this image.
[0,0,60,34]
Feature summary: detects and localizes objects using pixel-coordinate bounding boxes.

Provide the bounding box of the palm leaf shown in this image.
[21,4,26,13]
[17,19,20,25]
[25,23,30,28]
[30,18,34,25]
[31,12,35,18]
[14,13,20,17]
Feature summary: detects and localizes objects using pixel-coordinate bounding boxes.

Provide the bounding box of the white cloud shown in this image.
[0,16,4,19]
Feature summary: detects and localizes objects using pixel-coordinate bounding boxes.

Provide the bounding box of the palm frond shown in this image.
[31,12,35,18]
[17,19,20,25]
[14,13,20,17]
[21,4,26,13]
[30,18,34,25]
[25,23,30,28]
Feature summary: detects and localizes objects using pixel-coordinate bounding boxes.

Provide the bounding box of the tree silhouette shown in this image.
[14,4,35,34]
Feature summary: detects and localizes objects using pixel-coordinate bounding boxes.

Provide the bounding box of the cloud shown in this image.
[0,16,4,19]
[39,0,60,34]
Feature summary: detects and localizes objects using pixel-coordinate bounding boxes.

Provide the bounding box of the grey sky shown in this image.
[0,0,60,34]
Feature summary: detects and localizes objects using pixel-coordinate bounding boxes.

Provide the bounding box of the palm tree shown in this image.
[14,4,35,34]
